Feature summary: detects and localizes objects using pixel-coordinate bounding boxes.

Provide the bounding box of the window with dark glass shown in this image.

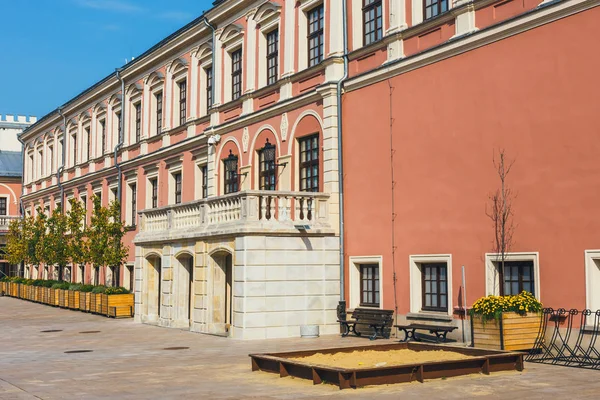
[201,165,208,199]
[422,263,448,312]
[100,120,106,155]
[307,5,324,67]
[179,80,187,125]
[174,172,182,204]
[299,134,319,192]
[85,128,91,161]
[72,134,78,165]
[117,112,122,142]
[223,151,239,195]
[206,67,213,111]
[424,0,448,20]
[231,49,243,100]
[360,264,380,307]
[150,178,158,208]
[81,195,87,226]
[0,198,7,215]
[130,183,137,226]
[266,29,279,85]
[156,91,163,135]
[135,103,141,142]
[502,261,534,296]
[363,0,383,45]
[259,140,276,191]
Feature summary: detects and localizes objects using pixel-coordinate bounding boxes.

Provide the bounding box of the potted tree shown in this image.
[470,291,543,351]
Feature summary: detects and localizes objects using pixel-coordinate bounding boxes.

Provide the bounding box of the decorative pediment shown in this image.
[193,42,213,64]
[78,111,91,124]
[144,71,165,86]
[126,82,143,96]
[219,23,244,46]
[167,57,189,75]
[254,1,281,26]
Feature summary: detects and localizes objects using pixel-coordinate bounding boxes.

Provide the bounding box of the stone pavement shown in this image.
[1,297,598,399]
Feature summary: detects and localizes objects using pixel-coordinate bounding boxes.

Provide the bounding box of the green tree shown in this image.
[44,208,69,280]
[6,217,29,266]
[67,198,89,281]
[32,208,48,269]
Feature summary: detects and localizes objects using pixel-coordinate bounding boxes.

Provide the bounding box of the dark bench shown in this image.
[338,308,394,340]
[395,323,457,343]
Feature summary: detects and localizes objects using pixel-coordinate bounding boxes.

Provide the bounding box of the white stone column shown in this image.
[164,68,173,131]
[207,139,217,197]
[282,0,295,77]
[452,2,478,39]
[389,0,408,33]
[189,52,199,120]
[245,10,257,93]
[328,0,344,57]
[213,29,224,107]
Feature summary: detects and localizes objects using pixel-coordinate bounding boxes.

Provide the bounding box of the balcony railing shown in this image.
[0,216,20,232]
[138,190,331,237]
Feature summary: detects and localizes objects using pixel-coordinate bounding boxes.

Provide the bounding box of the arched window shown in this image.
[258,139,277,190]
[223,150,239,194]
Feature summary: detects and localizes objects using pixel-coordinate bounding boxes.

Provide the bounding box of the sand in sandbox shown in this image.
[290,349,474,369]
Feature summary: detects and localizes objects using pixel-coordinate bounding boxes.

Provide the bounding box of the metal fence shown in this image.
[526,308,600,369]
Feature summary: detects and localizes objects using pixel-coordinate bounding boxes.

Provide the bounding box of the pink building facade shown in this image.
[20,0,600,339]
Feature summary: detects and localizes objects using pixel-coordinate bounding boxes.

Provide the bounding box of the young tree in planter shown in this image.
[44,208,69,282]
[32,208,49,279]
[486,149,516,295]
[66,198,89,283]
[88,197,128,286]
[6,218,29,268]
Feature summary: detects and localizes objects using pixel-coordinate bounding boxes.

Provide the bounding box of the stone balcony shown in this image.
[0,216,20,233]
[135,190,334,243]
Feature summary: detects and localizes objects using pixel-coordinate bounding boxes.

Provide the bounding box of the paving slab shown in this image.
[0,297,598,399]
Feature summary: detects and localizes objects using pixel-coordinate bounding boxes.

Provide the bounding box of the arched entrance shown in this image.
[210,251,233,334]
[174,253,194,328]
[143,255,162,323]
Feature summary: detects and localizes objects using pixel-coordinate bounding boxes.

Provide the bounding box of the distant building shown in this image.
[0,115,37,152]
[0,115,35,277]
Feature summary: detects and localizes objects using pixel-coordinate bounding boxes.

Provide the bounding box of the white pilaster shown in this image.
[164,69,173,131]
[328,0,343,56]
[245,10,258,93]
[189,53,199,120]
[389,0,408,33]
[452,3,478,38]
[142,81,150,140]
[282,0,296,77]
[213,29,224,107]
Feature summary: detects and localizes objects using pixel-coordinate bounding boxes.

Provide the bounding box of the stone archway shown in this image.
[210,251,233,335]
[174,253,194,328]
[143,255,162,323]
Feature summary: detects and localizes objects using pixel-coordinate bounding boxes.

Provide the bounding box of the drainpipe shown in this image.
[16,134,25,216]
[57,107,66,210]
[115,69,125,207]
[336,0,349,309]
[202,16,216,109]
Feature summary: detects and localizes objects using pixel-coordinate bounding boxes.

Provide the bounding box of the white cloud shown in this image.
[74,0,145,13]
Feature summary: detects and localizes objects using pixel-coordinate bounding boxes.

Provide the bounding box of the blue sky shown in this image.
[0,0,214,120]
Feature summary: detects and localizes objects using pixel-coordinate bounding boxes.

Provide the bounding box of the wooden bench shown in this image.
[395,323,457,343]
[337,308,394,340]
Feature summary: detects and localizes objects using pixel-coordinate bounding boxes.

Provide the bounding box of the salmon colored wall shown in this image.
[0,179,22,216]
[343,8,600,313]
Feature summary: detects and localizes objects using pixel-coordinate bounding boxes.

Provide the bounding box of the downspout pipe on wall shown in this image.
[202,16,216,110]
[114,69,125,207]
[336,0,349,308]
[57,107,67,211]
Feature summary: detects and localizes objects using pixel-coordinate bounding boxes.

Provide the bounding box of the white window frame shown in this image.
[150,84,164,137]
[129,90,142,146]
[298,0,326,71]
[125,178,138,227]
[0,195,9,216]
[585,250,600,311]
[169,168,183,205]
[146,171,159,209]
[257,18,280,89]
[351,0,387,50]
[349,255,383,310]
[484,252,541,299]
[409,254,453,316]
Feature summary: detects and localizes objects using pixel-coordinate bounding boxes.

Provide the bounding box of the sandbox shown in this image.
[249,342,524,389]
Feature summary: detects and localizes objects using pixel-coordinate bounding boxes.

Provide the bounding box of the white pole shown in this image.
[462,265,468,345]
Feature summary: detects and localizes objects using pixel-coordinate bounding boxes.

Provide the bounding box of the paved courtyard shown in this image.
[0,297,598,399]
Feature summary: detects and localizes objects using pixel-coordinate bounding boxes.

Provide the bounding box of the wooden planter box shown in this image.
[35,287,43,302]
[100,293,134,318]
[471,312,542,351]
[68,290,80,310]
[58,290,68,308]
[42,287,50,304]
[90,293,103,314]
[79,292,91,312]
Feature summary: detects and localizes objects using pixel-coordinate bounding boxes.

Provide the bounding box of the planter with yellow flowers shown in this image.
[470,291,543,351]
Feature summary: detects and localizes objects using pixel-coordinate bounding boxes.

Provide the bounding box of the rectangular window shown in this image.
[266,29,279,85]
[0,198,6,215]
[422,263,448,312]
[360,264,380,307]
[231,49,243,100]
[135,103,141,142]
[100,120,106,155]
[85,128,91,161]
[363,0,383,45]
[150,178,158,208]
[299,134,319,192]
[206,67,213,111]
[117,112,122,142]
[201,165,208,199]
[48,146,53,173]
[156,91,163,135]
[130,183,137,226]
[174,172,182,204]
[307,5,324,67]
[81,195,87,226]
[502,261,535,296]
[72,134,77,166]
[424,0,448,20]
[179,80,187,125]
[40,150,44,176]
[224,154,239,195]
[259,144,276,191]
